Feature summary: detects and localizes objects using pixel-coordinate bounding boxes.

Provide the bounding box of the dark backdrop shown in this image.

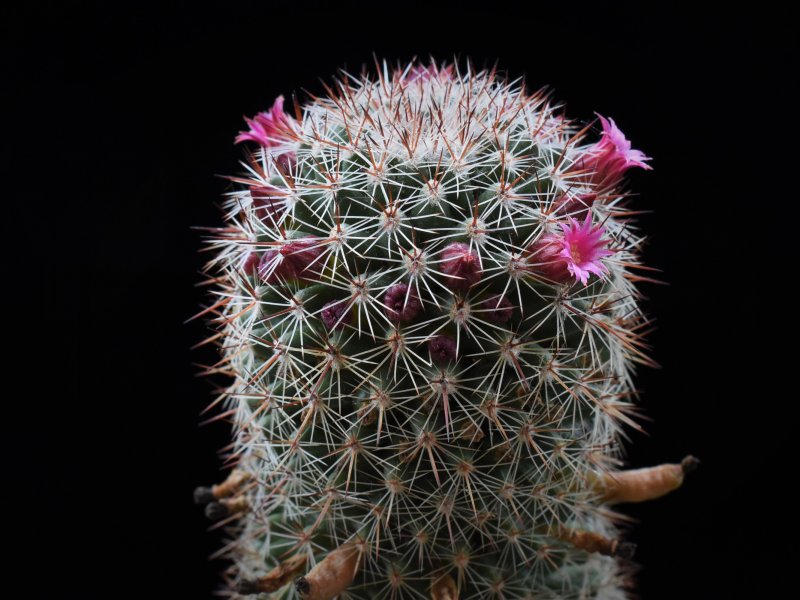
[5,1,797,599]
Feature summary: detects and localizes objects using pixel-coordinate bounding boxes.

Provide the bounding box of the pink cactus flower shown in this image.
[439,243,482,290]
[577,114,652,186]
[235,96,298,148]
[384,283,422,323]
[407,63,454,83]
[528,215,613,286]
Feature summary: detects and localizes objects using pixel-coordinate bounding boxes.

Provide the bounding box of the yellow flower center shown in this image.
[570,242,582,264]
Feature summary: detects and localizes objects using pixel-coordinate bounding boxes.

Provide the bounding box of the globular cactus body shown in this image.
[196,60,688,600]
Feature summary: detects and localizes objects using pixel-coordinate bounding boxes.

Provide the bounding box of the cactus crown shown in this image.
[199,58,658,599]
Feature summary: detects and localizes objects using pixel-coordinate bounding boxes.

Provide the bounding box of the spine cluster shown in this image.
[194,60,692,600]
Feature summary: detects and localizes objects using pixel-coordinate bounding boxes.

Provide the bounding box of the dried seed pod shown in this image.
[594,456,700,504]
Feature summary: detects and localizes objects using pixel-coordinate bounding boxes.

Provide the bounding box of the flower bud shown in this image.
[258,237,323,282]
[481,294,514,324]
[384,283,422,323]
[250,185,283,223]
[321,300,350,331]
[428,335,457,365]
[574,115,652,187]
[439,243,482,290]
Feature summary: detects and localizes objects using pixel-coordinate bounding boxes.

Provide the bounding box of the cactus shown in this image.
[194,59,695,600]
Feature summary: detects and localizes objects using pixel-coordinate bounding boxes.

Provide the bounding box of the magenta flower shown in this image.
[235,96,298,148]
[407,63,454,83]
[528,215,613,285]
[557,216,613,284]
[439,243,482,290]
[577,114,652,186]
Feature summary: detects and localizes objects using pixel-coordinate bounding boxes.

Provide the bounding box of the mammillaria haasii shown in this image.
[194,59,695,600]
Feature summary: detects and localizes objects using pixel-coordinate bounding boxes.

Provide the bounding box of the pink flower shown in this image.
[407,63,454,83]
[439,243,482,290]
[235,96,298,148]
[577,114,652,186]
[528,215,613,286]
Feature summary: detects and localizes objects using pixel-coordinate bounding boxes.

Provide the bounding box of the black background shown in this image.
[5,1,798,598]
